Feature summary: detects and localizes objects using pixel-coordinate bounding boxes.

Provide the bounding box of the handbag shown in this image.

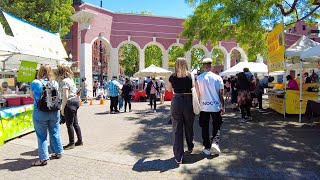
[191,73,201,115]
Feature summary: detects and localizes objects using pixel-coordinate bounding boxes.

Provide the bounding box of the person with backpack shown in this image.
[30,65,63,166]
[57,65,83,150]
[146,77,160,112]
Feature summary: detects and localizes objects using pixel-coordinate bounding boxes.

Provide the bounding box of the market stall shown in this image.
[219,61,268,76]
[0,11,68,145]
[267,34,319,120]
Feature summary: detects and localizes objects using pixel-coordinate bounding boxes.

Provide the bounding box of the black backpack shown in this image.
[37,80,61,112]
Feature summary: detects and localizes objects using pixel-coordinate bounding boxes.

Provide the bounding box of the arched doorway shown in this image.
[211,49,224,66]
[168,45,185,71]
[191,48,205,71]
[230,50,243,66]
[145,45,163,67]
[92,39,108,84]
[118,43,139,77]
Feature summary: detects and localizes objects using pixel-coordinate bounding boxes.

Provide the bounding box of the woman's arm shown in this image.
[61,88,69,116]
[167,82,173,92]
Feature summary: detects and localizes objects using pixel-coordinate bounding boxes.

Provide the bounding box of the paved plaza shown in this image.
[0,98,320,179]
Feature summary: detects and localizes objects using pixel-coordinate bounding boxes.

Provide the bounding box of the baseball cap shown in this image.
[202,58,213,64]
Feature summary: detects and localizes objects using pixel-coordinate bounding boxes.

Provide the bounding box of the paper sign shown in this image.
[17,61,37,82]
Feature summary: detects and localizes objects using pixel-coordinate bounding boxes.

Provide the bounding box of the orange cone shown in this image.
[100,98,104,105]
[80,99,82,106]
[90,98,93,105]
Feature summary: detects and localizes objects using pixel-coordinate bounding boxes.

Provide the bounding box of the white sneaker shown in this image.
[153,110,157,113]
[202,148,211,156]
[211,143,221,155]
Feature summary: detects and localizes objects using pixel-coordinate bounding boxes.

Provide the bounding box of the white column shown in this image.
[80,43,93,97]
[139,49,145,70]
[162,49,169,69]
[224,52,231,70]
[208,52,212,59]
[185,51,191,70]
[109,48,119,78]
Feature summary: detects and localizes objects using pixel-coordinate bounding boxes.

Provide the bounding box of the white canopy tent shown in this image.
[0,11,68,71]
[284,36,319,122]
[219,62,268,76]
[133,64,172,78]
[301,45,320,62]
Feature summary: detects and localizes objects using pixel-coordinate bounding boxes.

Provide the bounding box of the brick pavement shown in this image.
[0,99,320,179]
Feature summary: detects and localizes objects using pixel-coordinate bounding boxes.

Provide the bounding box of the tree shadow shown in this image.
[123,99,320,178]
[0,158,33,171]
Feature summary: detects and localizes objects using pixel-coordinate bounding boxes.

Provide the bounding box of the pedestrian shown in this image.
[118,76,124,111]
[30,65,63,166]
[225,78,231,100]
[81,77,88,103]
[196,58,224,156]
[108,76,121,113]
[230,75,239,111]
[57,65,83,150]
[146,77,160,112]
[122,77,133,112]
[159,77,166,104]
[167,57,195,164]
[93,80,97,97]
[256,76,274,113]
[235,72,252,121]
[103,79,109,99]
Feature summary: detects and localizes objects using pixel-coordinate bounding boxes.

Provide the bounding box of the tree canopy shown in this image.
[182,0,320,60]
[0,0,75,37]
[119,44,139,77]
[168,46,185,67]
[145,45,163,68]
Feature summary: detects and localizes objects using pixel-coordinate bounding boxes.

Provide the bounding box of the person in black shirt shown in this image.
[167,57,195,164]
[121,77,133,112]
[304,72,312,84]
[235,72,252,121]
[230,75,239,111]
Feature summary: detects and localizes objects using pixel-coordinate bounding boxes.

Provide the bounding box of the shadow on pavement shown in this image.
[132,157,178,173]
[0,158,33,171]
[20,149,38,157]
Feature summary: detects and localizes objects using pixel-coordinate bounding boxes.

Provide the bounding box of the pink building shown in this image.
[65,1,320,96]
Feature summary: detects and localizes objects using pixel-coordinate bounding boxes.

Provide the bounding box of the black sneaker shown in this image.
[75,141,83,146]
[63,143,75,150]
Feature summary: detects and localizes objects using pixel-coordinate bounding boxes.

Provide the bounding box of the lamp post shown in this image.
[99,40,103,86]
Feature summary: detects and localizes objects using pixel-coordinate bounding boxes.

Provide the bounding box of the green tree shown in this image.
[145,45,163,67]
[191,48,205,70]
[182,0,320,60]
[211,48,224,65]
[0,0,75,37]
[118,44,139,77]
[168,46,185,67]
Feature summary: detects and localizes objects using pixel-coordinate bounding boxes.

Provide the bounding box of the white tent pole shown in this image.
[284,58,287,118]
[299,59,303,123]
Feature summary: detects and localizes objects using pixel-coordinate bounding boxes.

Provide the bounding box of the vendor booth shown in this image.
[133,64,173,101]
[0,11,68,145]
[219,61,268,76]
[267,32,319,121]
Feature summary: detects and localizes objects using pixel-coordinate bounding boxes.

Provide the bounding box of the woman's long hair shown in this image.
[56,65,74,82]
[37,65,55,80]
[175,57,188,78]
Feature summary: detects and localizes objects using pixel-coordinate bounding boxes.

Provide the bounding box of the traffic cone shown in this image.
[90,98,93,105]
[100,98,104,105]
[80,99,82,106]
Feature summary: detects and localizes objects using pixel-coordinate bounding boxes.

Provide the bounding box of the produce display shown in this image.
[0,104,34,145]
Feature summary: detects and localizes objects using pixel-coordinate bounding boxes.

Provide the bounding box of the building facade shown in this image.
[65,2,320,96]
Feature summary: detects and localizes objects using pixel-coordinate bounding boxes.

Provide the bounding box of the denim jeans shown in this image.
[118,96,124,110]
[33,109,63,160]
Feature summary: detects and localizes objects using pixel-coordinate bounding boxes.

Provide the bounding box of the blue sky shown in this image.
[84,0,195,18]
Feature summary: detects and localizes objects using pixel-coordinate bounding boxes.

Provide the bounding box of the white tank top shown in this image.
[197,71,224,112]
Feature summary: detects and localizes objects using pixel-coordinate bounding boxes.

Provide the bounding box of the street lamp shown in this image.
[99,39,103,86]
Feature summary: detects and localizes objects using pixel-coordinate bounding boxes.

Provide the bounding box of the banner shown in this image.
[17,61,37,82]
[267,22,285,72]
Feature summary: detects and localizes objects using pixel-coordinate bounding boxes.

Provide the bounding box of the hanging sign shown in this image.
[267,22,285,72]
[17,61,37,82]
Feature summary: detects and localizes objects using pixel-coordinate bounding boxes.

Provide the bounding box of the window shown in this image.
[302,25,306,30]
